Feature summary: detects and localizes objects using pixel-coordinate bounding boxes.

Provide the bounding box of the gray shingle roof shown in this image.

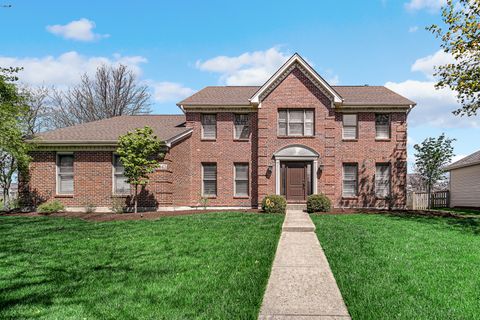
[444,150,480,171]
[177,85,415,106]
[35,115,189,144]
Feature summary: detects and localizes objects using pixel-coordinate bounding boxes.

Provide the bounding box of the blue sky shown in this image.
[1,0,479,168]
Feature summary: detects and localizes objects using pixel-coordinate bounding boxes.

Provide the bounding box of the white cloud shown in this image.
[151,82,195,103]
[408,26,419,32]
[196,47,290,85]
[385,80,479,128]
[411,49,454,79]
[0,51,147,87]
[46,18,109,42]
[405,0,446,12]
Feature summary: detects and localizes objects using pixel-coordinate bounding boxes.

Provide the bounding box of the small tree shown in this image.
[413,133,455,209]
[117,126,164,214]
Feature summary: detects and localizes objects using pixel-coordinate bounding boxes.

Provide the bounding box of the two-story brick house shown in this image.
[24,53,415,211]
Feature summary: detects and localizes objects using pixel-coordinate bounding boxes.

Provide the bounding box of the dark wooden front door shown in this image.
[285,162,307,201]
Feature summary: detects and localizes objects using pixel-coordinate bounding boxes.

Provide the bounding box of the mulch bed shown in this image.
[0,209,261,222]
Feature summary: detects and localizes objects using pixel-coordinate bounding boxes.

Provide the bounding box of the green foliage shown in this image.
[117,126,165,214]
[37,200,65,214]
[414,133,455,208]
[306,193,332,213]
[428,0,480,116]
[0,67,33,210]
[110,197,127,214]
[261,194,287,214]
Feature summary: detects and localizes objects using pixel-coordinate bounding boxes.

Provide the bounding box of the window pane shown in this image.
[343,126,357,139]
[59,175,73,194]
[235,164,248,180]
[203,164,217,196]
[289,110,304,122]
[305,122,314,136]
[278,122,287,136]
[376,124,390,139]
[289,123,304,136]
[343,181,356,196]
[115,175,130,194]
[305,110,314,122]
[278,110,287,122]
[202,114,216,139]
[343,164,357,197]
[234,114,250,139]
[235,181,248,196]
[375,114,389,125]
[375,164,390,197]
[343,114,357,126]
[59,155,73,173]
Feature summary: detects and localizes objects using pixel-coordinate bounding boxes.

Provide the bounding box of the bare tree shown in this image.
[49,64,151,128]
[20,85,50,137]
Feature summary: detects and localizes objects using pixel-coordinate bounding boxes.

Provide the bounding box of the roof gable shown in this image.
[444,150,480,171]
[249,53,343,105]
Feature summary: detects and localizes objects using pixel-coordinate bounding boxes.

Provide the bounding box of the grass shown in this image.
[435,207,480,216]
[311,213,480,320]
[0,212,283,320]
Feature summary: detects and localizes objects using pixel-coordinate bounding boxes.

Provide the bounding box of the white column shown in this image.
[313,160,318,194]
[275,159,281,195]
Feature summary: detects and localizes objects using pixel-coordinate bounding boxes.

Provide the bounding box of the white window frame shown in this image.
[201,113,217,140]
[112,154,130,195]
[233,113,250,140]
[56,152,74,195]
[234,163,249,197]
[277,109,314,137]
[375,163,391,198]
[342,163,358,197]
[201,163,217,197]
[375,113,391,140]
[342,114,358,140]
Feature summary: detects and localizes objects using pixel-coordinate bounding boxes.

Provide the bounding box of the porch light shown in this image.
[318,163,324,172]
[267,165,273,173]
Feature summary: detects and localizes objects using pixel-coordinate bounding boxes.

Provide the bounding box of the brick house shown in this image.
[24,53,415,211]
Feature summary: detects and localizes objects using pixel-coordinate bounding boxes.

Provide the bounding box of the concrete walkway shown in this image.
[258,209,350,320]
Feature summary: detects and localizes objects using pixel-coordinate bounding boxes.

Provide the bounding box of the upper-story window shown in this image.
[201,114,216,140]
[234,114,250,140]
[342,114,358,140]
[113,154,130,195]
[278,109,314,137]
[375,114,390,139]
[57,153,74,195]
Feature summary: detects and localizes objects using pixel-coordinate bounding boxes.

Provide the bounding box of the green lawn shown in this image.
[312,213,480,320]
[0,212,283,320]
[435,207,480,216]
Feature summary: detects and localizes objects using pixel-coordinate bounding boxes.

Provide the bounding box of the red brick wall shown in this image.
[257,67,407,207]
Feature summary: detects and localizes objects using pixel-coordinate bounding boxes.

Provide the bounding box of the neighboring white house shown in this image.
[444,150,480,208]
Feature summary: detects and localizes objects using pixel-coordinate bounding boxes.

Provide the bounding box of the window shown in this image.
[342,114,357,139]
[278,109,314,136]
[234,164,249,196]
[342,164,358,197]
[234,114,250,140]
[375,114,390,139]
[375,164,391,198]
[202,163,217,197]
[57,154,74,195]
[113,155,130,195]
[201,114,216,139]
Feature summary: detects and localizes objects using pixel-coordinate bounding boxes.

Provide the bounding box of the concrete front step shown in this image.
[286,204,307,211]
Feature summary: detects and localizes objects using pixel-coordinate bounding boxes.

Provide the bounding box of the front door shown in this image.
[285,162,307,201]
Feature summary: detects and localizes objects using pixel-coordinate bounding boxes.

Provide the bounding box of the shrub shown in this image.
[261,194,287,214]
[37,200,65,214]
[111,197,127,214]
[306,194,332,213]
[84,202,96,213]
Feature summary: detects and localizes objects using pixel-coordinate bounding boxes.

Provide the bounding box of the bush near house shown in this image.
[262,195,287,214]
[37,200,65,214]
[307,194,332,213]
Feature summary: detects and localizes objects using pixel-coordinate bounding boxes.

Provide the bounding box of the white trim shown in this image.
[275,160,318,197]
[275,159,281,195]
[250,53,343,105]
[165,129,193,147]
[233,163,249,197]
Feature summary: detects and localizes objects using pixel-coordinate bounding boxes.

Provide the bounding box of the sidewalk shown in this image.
[258,209,351,320]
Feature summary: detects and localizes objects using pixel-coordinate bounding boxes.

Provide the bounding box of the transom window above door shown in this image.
[278,109,314,137]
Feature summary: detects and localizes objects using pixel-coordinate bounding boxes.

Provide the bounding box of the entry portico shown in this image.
[274,145,319,202]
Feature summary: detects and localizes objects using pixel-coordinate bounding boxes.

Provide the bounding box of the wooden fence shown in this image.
[408,191,450,210]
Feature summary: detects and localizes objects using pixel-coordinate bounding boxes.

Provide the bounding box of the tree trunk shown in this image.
[134,184,138,214]
[2,188,8,211]
[427,184,432,210]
